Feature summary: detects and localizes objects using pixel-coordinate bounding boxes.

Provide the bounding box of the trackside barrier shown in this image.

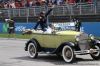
[0,23,36,34]
[0,23,3,33]
[82,22,100,37]
[0,22,100,37]
[15,23,36,34]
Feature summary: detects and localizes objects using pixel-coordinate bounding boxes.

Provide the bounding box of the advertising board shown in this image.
[15,23,35,33]
[53,22,76,30]
[0,22,100,37]
[82,22,100,37]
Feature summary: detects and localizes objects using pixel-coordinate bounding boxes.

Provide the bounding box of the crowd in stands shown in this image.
[0,0,92,8]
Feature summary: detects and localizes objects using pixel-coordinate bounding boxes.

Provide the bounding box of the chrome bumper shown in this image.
[74,49,99,55]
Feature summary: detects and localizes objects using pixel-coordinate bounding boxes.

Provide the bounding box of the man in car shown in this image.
[44,23,55,34]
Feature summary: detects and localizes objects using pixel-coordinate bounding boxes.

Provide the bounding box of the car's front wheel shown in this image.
[62,45,75,63]
[90,45,100,60]
[28,43,38,58]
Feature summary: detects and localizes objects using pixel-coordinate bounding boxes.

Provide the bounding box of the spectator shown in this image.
[15,1,23,8]
[5,18,15,37]
[9,1,16,8]
[4,2,9,8]
[0,2,4,8]
[29,0,34,7]
[57,0,64,5]
[35,0,41,6]
[25,1,30,7]
[0,0,95,8]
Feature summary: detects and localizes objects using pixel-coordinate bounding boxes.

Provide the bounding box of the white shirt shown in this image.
[44,27,52,34]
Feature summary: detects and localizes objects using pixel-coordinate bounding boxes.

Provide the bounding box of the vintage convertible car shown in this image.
[24,30,100,63]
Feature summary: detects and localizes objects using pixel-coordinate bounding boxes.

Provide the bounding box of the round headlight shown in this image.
[89,34,95,40]
[75,35,80,41]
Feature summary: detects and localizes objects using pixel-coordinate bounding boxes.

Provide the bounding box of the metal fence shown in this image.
[0,3,100,18]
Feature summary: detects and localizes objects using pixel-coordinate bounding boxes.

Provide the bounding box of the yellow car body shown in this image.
[25,30,100,63]
[31,30,80,48]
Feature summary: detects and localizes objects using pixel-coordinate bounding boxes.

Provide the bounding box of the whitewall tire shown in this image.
[62,45,75,63]
[28,43,38,58]
[90,45,100,60]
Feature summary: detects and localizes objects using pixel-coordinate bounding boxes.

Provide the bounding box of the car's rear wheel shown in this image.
[62,45,75,63]
[90,45,100,60]
[28,43,38,58]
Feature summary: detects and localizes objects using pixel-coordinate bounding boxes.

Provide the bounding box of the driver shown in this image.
[44,24,55,34]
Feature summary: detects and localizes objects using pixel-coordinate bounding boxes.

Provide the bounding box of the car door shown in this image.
[41,33,63,48]
[32,33,45,47]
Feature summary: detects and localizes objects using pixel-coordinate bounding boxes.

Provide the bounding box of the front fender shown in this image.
[95,40,100,44]
[92,39,100,44]
[54,42,75,54]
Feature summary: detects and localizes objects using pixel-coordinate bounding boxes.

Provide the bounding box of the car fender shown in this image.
[54,42,75,54]
[95,40,100,44]
[25,38,41,51]
[91,39,100,44]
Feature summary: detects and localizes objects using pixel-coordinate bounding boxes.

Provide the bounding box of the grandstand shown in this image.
[0,0,100,23]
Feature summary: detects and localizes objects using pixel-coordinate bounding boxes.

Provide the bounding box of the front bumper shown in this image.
[74,49,99,55]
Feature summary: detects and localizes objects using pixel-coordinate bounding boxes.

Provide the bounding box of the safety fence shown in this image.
[0,3,99,18]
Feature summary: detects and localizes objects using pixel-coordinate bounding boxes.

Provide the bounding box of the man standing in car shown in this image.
[34,5,55,31]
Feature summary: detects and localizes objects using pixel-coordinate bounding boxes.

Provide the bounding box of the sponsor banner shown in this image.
[0,22,100,37]
[15,23,36,33]
[1,22,76,33]
[53,22,76,30]
[82,22,100,37]
[0,23,36,34]
[0,23,3,33]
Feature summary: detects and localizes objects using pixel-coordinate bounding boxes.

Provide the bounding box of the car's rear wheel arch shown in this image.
[26,38,41,51]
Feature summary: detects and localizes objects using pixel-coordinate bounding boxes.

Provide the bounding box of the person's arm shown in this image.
[38,16,42,22]
[45,5,55,17]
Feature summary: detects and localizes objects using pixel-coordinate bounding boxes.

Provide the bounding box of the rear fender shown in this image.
[25,38,41,51]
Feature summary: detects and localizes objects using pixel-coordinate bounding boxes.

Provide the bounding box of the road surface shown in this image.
[0,38,100,66]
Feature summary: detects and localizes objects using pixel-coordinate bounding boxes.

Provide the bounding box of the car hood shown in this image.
[56,30,80,36]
